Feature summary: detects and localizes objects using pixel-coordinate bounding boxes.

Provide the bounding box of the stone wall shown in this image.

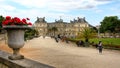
[0,50,54,68]
[0,63,8,68]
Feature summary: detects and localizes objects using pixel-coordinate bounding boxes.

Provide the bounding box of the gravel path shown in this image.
[1,36,120,68]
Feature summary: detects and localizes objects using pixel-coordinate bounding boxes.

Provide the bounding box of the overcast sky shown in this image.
[0,0,120,26]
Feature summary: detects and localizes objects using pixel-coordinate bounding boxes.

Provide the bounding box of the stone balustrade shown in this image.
[0,50,54,68]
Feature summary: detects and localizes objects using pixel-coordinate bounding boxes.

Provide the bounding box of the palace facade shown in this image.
[33,17,92,37]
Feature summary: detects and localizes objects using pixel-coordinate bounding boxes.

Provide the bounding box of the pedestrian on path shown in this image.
[55,36,59,43]
[98,41,103,53]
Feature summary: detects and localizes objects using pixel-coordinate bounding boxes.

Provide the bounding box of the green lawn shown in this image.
[69,38,120,46]
[90,38,120,46]
[69,38,120,50]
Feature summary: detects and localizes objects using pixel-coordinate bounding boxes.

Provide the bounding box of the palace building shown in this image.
[33,17,92,37]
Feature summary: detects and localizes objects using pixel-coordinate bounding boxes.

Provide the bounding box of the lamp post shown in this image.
[97,25,100,38]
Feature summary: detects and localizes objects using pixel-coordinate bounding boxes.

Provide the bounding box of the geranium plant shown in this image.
[2,16,32,26]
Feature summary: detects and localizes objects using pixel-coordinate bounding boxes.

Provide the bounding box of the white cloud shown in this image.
[1,0,114,11]
[9,0,113,11]
[0,5,16,11]
[11,0,47,8]
[95,9,103,13]
[0,0,116,25]
[95,0,113,1]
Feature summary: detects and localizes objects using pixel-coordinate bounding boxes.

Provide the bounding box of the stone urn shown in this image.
[3,26,32,60]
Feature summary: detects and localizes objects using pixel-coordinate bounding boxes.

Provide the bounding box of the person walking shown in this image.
[55,36,59,43]
[98,41,103,53]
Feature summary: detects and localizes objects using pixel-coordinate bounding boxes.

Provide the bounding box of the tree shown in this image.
[81,27,94,47]
[115,20,120,33]
[91,27,98,33]
[24,28,39,40]
[82,28,92,40]
[100,16,120,33]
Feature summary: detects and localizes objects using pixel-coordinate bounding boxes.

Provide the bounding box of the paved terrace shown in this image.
[0,36,120,68]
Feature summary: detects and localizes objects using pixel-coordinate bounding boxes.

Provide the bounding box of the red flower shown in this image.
[14,17,21,23]
[2,20,9,25]
[6,16,11,20]
[26,18,30,20]
[28,22,32,25]
[14,17,20,22]
[22,18,27,24]
[2,16,32,26]
[9,19,14,23]
[22,18,26,22]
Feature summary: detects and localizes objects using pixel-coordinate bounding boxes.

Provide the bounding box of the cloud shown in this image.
[8,0,113,12]
[0,5,16,11]
[10,0,47,8]
[0,0,117,25]
[95,0,113,1]
[0,0,4,2]
[1,0,114,11]
[50,0,113,11]
[94,9,103,13]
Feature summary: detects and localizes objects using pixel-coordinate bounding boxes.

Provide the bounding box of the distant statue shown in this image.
[70,20,74,23]
[83,17,86,22]
[81,17,86,23]
[77,17,81,22]
[55,19,58,23]
[59,18,63,22]
[36,17,46,23]
[55,19,57,22]
[55,18,63,23]
[77,17,80,20]
[74,18,77,23]
[43,17,46,22]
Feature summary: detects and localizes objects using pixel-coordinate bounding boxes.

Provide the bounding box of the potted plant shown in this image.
[2,16,32,60]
